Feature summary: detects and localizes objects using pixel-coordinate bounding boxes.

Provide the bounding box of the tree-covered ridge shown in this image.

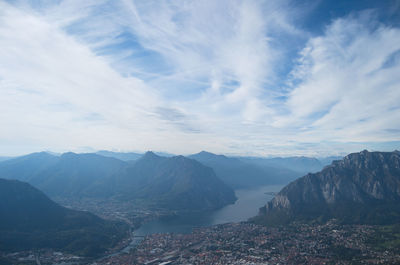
[0,178,128,257]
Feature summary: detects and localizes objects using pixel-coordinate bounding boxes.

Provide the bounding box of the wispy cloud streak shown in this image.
[0,0,399,156]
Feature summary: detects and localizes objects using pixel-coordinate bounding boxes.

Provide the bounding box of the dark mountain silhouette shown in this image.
[189,151,300,189]
[254,150,400,225]
[0,178,128,257]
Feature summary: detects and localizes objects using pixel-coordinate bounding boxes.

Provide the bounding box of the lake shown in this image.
[134,185,283,236]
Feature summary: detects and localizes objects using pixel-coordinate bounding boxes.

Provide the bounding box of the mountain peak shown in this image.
[198,150,213,155]
[142,151,160,159]
[25,151,56,159]
[135,151,165,166]
[359,149,370,155]
[171,155,186,160]
[192,151,228,159]
[255,150,400,225]
[60,152,78,158]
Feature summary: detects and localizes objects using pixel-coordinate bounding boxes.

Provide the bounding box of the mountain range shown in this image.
[94,150,340,186]
[0,151,236,211]
[0,150,341,211]
[239,156,340,174]
[0,178,128,257]
[254,150,400,225]
[95,150,175,161]
[0,152,126,198]
[95,150,143,161]
[188,151,301,189]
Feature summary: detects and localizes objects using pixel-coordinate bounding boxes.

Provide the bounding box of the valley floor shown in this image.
[98,221,400,265]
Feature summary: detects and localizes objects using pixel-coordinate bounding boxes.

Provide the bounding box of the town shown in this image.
[98,221,400,265]
[3,219,400,264]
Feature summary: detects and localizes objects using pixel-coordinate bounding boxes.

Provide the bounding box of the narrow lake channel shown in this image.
[116,185,283,254]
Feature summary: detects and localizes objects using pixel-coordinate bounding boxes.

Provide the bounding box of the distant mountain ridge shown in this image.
[238,155,342,174]
[0,178,128,256]
[189,151,305,189]
[95,150,143,161]
[0,151,235,211]
[95,150,175,161]
[0,152,127,198]
[0,156,12,162]
[0,152,60,182]
[94,150,340,177]
[254,150,400,225]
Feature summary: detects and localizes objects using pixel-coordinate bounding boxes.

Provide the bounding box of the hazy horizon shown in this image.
[2,148,398,160]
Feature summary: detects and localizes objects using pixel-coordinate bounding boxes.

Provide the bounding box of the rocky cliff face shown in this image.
[256,150,400,225]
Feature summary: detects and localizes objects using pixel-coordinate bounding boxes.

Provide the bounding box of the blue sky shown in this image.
[0,0,400,157]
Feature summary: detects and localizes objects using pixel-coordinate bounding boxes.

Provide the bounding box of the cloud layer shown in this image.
[0,0,399,156]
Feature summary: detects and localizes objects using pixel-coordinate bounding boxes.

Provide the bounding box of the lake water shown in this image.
[134,185,283,236]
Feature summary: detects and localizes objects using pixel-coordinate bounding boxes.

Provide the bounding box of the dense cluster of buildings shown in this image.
[3,196,399,264]
[99,221,400,265]
[56,197,173,228]
[1,249,84,264]
[2,220,399,264]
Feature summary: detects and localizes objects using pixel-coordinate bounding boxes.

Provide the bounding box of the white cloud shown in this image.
[0,1,399,157]
[276,13,400,145]
[0,2,169,154]
[109,0,297,122]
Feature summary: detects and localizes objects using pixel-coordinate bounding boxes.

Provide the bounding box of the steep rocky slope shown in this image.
[255,150,400,225]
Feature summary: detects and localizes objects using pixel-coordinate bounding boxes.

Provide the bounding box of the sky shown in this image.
[0,0,400,157]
